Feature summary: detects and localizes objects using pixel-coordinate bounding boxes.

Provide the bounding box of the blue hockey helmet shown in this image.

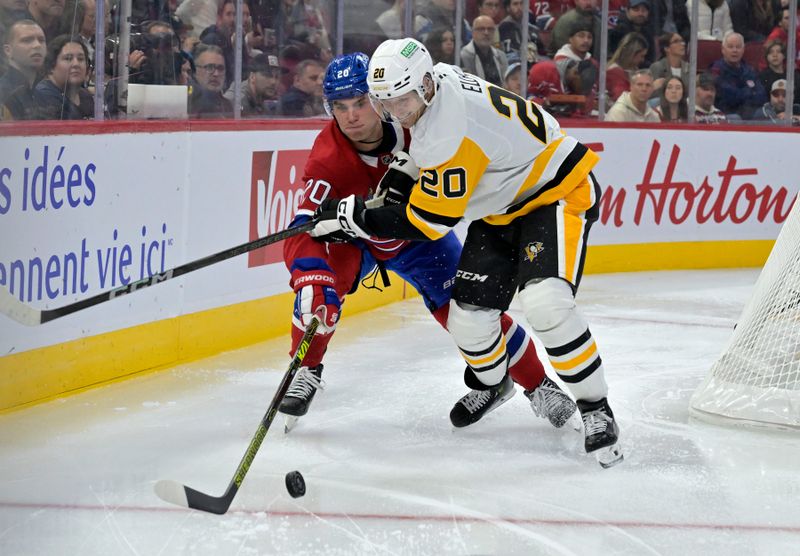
[323,52,370,114]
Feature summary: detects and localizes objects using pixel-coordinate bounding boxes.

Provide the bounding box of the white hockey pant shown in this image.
[447,299,508,388]
[518,277,608,402]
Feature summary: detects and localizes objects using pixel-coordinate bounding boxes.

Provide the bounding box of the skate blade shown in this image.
[284,415,299,434]
[595,443,624,469]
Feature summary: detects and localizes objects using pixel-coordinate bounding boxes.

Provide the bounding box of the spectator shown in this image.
[478,0,503,24]
[710,32,768,119]
[424,26,456,64]
[498,0,545,63]
[32,34,93,119]
[729,0,781,43]
[650,0,690,40]
[686,0,733,41]
[610,0,657,65]
[376,0,404,39]
[606,31,649,102]
[553,18,593,63]
[477,0,503,46]
[189,43,234,117]
[461,14,508,85]
[694,71,728,123]
[0,19,45,120]
[758,39,800,100]
[415,0,472,44]
[649,32,689,97]
[503,59,521,92]
[129,20,184,85]
[528,58,597,117]
[279,57,324,116]
[752,78,800,124]
[74,0,98,66]
[605,68,660,121]
[654,75,688,122]
[225,52,282,117]
[549,0,601,59]
[766,7,800,70]
[200,0,256,89]
[28,0,66,42]
[1,0,33,36]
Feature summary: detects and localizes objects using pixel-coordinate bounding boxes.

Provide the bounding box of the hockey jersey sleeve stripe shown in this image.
[511,136,565,202]
[405,205,452,240]
[408,137,490,220]
[484,143,599,226]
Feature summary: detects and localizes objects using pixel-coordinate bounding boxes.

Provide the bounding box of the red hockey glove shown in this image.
[291,266,340,330]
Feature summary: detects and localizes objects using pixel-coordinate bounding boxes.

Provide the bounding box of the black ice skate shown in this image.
[524,376,579,429]
[577,398,624,469]
[279,365,324,433]
[450,374,516,428]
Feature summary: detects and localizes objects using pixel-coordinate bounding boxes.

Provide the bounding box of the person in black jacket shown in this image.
[0,19,45,120]
[609,0,657,66]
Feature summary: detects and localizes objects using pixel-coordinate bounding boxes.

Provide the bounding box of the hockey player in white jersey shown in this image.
[310,38,622,468]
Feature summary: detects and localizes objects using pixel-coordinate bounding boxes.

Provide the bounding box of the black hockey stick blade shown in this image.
[154,314,321,514]
[0,221,315,327]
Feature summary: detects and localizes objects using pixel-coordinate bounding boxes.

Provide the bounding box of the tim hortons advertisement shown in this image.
[569,128,800,244]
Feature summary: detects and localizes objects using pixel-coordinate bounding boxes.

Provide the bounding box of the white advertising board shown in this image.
[1,124,798,357]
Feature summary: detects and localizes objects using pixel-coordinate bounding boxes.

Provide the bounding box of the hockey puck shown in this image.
[285,470,306,498]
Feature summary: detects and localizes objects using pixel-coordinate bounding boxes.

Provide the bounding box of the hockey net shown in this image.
[690,201,800,429]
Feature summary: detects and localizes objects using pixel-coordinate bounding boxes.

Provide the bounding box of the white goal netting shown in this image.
[690,200,800,429]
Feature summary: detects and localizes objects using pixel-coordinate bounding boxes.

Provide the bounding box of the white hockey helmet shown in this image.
[367,38,435,105]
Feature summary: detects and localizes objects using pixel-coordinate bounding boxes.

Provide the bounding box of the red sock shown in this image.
[500,313,545,390]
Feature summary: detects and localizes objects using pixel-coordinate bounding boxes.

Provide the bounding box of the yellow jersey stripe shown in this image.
[550,341,598,371]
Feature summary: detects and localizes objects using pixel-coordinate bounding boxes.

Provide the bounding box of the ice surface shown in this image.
[1,269,799,555]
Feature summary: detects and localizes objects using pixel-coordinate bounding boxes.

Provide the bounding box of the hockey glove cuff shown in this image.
[291,267,340,330]
[374,151,420,206]
[310,195,372,242]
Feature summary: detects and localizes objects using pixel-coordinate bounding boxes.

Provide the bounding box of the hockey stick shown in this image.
[154,313,321,514]
[0,221,315,326]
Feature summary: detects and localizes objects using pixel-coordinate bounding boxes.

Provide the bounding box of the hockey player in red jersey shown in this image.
[280,52,578,432]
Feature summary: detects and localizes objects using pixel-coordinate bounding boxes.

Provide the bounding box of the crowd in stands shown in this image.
[0,0,798,123]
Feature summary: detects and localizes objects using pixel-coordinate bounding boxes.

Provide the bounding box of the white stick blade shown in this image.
[0,287,41,326]
[154,480,190,508]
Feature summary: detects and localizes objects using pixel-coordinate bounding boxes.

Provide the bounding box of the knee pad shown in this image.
[518,278,574,332]
[519,278,589,346]
[447,300,503,351]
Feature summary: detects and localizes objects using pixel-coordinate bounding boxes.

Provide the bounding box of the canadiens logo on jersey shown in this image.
[524,242,544,262]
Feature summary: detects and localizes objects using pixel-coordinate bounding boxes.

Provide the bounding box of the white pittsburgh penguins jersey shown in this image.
[405,63,599,239]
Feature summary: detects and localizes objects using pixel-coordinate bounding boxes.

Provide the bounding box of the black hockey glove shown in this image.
[374,151,419,206]
[310,195,373,243]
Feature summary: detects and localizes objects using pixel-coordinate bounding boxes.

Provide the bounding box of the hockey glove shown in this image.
[374,151,420,206]
[310,195,372,243]
[291,262,341,330]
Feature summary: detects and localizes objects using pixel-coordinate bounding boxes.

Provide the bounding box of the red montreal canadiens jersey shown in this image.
[283,119,411,270]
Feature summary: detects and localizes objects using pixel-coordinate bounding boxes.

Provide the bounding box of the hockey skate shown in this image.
[524,376,580,430]
[577,398,624,469]
[279,365,324,433]
[450,374,516,428]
